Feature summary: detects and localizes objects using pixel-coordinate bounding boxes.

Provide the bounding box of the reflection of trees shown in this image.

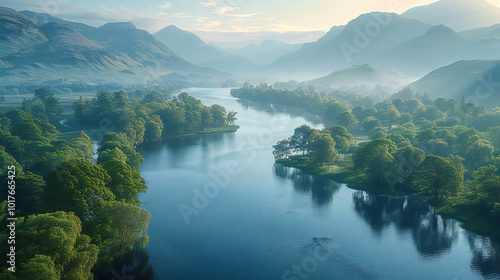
[94,248,154,280]
[274,164,340,207]
[352,191,458,257]
[235,99,326,126]
[466,232,500,278]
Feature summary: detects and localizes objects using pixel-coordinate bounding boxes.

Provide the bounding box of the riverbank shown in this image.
[56,119,239,141]
[162,125,240,139]
[276,156,406,195]
[277,156,500,240]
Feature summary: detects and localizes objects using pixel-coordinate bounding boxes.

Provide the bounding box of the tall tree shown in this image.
[290,125,314,155]
[309,132,337,165]
[412,155,463,200]
[354,139,397,184]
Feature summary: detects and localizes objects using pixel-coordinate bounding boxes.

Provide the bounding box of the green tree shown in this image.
[15,212,98,280]
[91,201,151,255]
[73,97,86,120]
[45,159,114,217]
[210,104,227,126]
[34,88,53,102]
[0,146,21,177]
[144,120,162,142]
[11,120,43,142]
[100,159,148,205]
[323,125,356,153]
[465,136,495,168]
[412,155,463,199]
[309,132,338,165]
[44,96,63,120]
[273,140,292,159]
[18,255,60,280]
[226,111,237,125]
[290,125,314,155]
[354,139,397,184]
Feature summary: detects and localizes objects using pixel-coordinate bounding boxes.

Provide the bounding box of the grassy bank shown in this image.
[434,201,500,239]
[163,125,240,139]
[276,156,405,195]
[277,156,500,240]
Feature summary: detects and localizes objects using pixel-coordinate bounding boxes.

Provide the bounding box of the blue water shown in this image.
[138,88,500,280]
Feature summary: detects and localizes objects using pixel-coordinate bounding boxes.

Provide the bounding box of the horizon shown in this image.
[3,0,500,48]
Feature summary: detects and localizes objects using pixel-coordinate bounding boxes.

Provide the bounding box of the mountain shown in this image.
[402,0,500,32]
[19,10,97,35]
[305,64,411,89]
[0,8,227,85]
[225,40,303,65]
[408,60,500,102]
[0,7,47,57]
[260,12,431,80]
[154,25,255,74]
[460,24,500,39]
[372,25,500,77]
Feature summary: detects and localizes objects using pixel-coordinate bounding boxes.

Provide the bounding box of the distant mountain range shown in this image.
[260,12,432,80]
[304,64,410,89]
[0,7,226,85]
[402,0,500,32]
[225,40,303,66]
[372,25,500,77]
[408,60,500,104]
[2,0,500,88]
[258,0,500,81]
[154,25,255,74]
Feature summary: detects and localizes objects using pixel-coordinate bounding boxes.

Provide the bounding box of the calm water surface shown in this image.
[138,88,500,280]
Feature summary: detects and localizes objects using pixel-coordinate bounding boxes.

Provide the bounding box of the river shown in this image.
[137,88,500,280]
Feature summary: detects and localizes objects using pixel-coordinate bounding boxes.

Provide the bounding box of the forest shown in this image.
[0,89,236,279]
[235,84,500,237]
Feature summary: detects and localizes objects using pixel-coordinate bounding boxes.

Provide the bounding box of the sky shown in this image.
[3,0,500,48]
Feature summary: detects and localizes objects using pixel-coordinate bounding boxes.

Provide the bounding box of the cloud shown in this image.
[202,20,223,28]
[212,6,240,15]
[196,17,222,28]
[200,0,217,7]
[157,2,173,9]
[225,13,260,18]
[171,13,193,18]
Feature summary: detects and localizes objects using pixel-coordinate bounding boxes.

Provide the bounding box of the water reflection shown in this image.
[467,232,500,278]
[274,162,500,278]
[235,99,329,127]
[95,248,154,280]
[274,164,341,207]
[352,191,459,257]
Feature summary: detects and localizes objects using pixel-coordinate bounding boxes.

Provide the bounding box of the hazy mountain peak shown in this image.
[424,25,459,38]
[0,6,48,56]
[305,64,410,88]
[99,22,137,30]
[164,25,182,31]
[155,25,205,45]
[402,0,500,31]
[154,25,255,73]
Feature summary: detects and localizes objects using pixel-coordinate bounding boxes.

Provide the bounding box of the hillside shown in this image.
[305,64,411,89]
[0,8,227,85]
[408,60,500,104]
